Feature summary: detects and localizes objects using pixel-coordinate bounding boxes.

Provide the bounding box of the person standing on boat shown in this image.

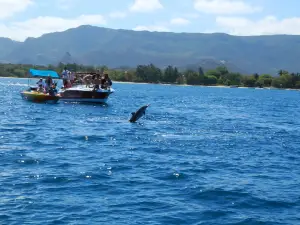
[70,71,75,85]
[61,67,69,88]
[45,75,53,92]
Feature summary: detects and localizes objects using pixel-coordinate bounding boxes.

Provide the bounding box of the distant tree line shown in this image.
[1,63,300,89]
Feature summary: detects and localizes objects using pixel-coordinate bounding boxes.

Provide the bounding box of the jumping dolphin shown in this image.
[129,104,150,123]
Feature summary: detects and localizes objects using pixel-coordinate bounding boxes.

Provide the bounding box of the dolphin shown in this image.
[129,104,150,123]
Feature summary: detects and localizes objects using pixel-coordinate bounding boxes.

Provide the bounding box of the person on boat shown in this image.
[62,67,69,88]
[70,71,75,85]
[83,74,93,87]
[45,75,53,92]
[64,72,72,88]
[101,73,112,89]
[48,83,58,96]
[93,74,101,91]
[36,78,44,87]
[37,83,45,93]
[105,73,112,86]
[74,74,83,85]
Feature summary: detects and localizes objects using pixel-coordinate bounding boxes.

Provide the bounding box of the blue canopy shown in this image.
[29,69,59,78]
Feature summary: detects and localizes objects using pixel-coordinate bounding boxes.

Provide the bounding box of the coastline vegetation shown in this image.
[1,63,300,89]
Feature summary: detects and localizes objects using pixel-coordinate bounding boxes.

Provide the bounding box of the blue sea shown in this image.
[0,77,300,225]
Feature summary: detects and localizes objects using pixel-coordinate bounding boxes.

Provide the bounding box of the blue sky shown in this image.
[0,0,299,41]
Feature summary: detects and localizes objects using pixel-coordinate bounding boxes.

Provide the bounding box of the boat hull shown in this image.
[60,98,108,103]
[21,91,60,103]
[59,86,114,104]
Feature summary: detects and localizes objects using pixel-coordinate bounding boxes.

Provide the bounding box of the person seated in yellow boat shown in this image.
[36,78,45,87]
[48,83,58,96]
[37,84,45,93]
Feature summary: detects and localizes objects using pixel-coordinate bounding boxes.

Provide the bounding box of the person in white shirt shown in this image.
[36,78,43,86]
[36,78,45,92]
[70,71,75,85]
[62,68,69,88]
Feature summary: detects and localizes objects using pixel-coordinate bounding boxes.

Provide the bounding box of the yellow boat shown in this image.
[21,90,60,104]
[20,68,60,104]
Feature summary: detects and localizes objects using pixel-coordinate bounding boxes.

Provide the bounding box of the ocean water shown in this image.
[0,77,300,225]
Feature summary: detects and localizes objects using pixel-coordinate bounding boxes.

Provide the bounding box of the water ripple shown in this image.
[0,78,300,224]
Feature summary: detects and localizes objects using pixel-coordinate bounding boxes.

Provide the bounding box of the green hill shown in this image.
[1,25,300,75]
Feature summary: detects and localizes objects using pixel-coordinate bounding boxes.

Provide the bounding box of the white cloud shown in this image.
[133,25,169,32]
[194,0,261,15]
[216,16,300,35]
[0,0,33,19]
[0,15,106,41]
[109,11,127,19]
[170,18,190,26]
[129,0,163,12]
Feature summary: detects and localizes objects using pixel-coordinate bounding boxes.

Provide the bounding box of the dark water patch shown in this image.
[236,196,298,209]
[227,218,288,225]
[40,175,74,184]
[16,158,42,165]
[192,188,250,203]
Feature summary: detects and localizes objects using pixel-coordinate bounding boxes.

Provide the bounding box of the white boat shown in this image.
[58,85,114,103]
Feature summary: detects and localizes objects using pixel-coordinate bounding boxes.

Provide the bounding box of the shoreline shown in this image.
[0,76,298,91]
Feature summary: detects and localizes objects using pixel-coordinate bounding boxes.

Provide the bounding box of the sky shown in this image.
[1,0,300,41]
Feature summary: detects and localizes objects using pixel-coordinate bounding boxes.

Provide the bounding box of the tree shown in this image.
[136,65,147,82]
[203,75,218,85]
[216,66,229,76]
[221,72,242,85]
[198,67,204,77]
[185,70,202,85]
[47,64,55,70]
[278,70,289,76]
[163,65,179,83]
[257,74,272,87]
[205,69,221,79]
[148,63,162,83]
[135,64,162,83]
[176,74,185,84]
[272,74,293,88]
[242,75,256,87]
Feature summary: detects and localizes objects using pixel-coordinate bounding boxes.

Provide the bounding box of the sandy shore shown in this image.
[1,77,299,91]
[112,80,229,88]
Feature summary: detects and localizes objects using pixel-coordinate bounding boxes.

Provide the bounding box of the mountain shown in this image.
[0,38,20,62]
[59,52,78,64]
[1,25,300,74]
